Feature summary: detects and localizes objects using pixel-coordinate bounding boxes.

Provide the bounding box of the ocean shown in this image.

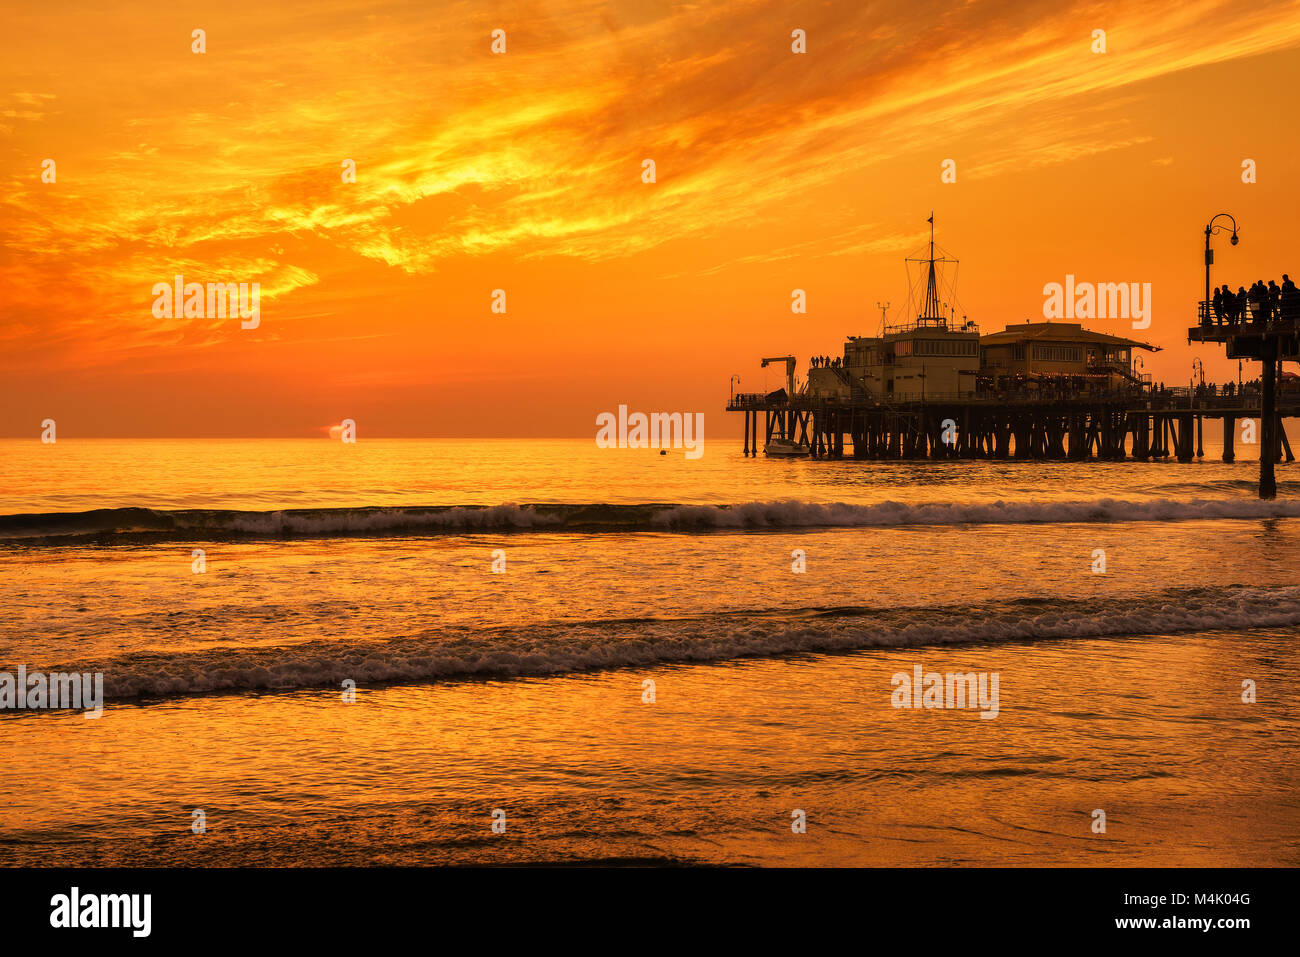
[1,438,1298,866]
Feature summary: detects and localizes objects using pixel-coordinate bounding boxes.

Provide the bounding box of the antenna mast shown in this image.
[922,213,941,319]
[906,212,958,326]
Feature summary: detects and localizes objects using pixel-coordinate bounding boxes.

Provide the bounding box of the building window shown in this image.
[1032,344,1083,362]
[914,338,978,357]
[893,337,979,358]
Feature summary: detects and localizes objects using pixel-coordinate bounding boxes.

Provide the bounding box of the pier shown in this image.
[728,389,1299,464]
[1186,212,1300,497]
[726,214,1298,496]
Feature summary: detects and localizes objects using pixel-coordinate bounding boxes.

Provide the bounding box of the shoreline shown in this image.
[4,629,1295,868]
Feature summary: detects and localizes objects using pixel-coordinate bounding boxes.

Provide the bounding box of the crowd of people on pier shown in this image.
[1207,275,1300,326]
[810,355,842,368]
[986,377,1274,402]
[1184,380,1260,397]
[1151,379,1275,397]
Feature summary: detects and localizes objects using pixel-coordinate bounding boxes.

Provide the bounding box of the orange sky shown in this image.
[2,0,1299,437]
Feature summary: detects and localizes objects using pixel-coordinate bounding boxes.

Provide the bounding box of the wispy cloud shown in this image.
[2,0,1298,372]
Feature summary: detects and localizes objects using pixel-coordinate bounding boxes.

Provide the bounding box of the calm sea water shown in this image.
[1,439,1298,865]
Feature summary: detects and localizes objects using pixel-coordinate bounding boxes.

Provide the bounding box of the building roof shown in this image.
[980,321,1160,351]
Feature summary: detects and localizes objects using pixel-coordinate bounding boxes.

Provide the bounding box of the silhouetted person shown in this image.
[1237,286,1249,323]
[1268,280,1281,320]
[1248,282,1265,323]
[1282,274,1298,323]
[1212,287,1224,325]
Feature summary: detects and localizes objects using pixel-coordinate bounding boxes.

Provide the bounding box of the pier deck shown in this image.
[726,390,1300,463]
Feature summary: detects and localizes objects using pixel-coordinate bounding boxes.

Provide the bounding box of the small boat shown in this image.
[764,438,810,457]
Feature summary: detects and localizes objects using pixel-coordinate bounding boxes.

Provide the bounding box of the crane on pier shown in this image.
[760,356,797,397]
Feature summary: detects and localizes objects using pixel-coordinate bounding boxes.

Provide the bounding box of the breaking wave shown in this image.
[10,586,1300,703]
[3,497,1300,543]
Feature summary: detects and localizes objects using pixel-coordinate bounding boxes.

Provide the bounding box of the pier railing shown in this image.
[1197,299,1300,328]
[728,387,1300,413]
[881,318,981,336]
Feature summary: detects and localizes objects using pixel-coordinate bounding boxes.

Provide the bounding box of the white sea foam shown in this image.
[6,497,1300,542]
[650,498,1300,529]
[49,586,1300,702]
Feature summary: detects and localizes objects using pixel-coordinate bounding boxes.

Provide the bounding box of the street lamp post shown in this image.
[1204,213,1239,327]
[730,375,741,403]
[1197,214,1276,497]
[1192,359,1205,456]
